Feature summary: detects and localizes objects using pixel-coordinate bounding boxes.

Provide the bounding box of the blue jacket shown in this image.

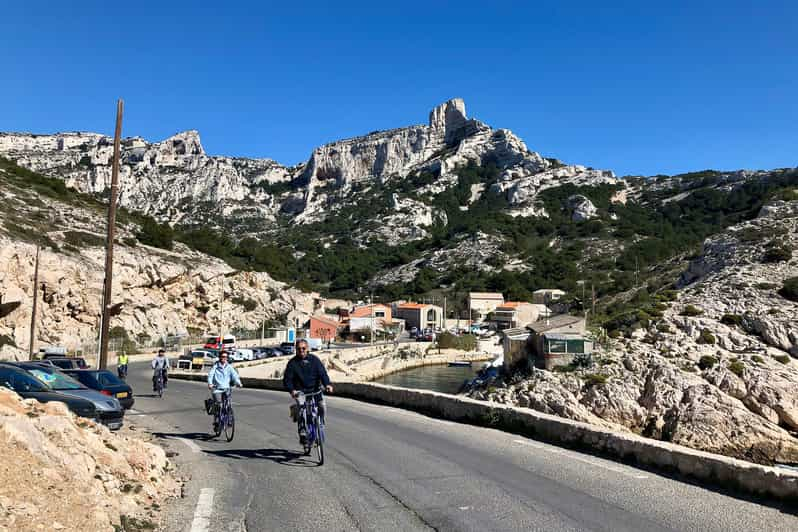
[207,362,242,390]
[283,354,330,393]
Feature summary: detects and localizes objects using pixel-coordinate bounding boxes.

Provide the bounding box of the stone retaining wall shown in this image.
[170,372,798,500]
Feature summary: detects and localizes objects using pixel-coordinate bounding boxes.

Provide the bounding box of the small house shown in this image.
[394,302,443,331]
[493,302,550,330]
[468,292,505,321]
[527,314,591,370]
[532,289,566,305]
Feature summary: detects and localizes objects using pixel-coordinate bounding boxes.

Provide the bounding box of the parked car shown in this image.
[63,369,135,410]
[0,363,97,420]
[14,363,125,430]
[48,357,89,370]
[185,349,218,369]
[231,348,254,362]
[409,327,418,338]
[279,342,296,355]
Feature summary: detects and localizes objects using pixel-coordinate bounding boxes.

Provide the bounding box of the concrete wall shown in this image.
[170,374,798,501]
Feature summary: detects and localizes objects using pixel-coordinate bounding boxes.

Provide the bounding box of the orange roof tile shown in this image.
[397,302,425,309]
[350,304,390,318]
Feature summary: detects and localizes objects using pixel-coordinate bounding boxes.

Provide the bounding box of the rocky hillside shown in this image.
[0,387,178,531]
[0,158,322,352]
[468,200,798,465]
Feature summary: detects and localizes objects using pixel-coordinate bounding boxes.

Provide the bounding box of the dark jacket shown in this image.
[283,354,330,393]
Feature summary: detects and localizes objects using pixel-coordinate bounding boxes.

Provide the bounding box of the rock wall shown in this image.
[0,237,320,353]
[0,388,178,530]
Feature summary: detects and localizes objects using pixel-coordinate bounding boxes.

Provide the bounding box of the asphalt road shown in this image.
[123,362,798,532]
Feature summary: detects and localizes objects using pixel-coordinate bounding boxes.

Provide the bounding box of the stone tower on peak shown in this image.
[429,98,468,145]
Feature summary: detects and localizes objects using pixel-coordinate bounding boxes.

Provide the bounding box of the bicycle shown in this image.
[117,364,128,380]
[154,369,165,398]
[212,388,235,442]
[297,389,325,465]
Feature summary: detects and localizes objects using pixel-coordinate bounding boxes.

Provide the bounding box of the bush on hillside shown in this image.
[778,277,798,302]
[698,355,718,370]
[680,305,703,317]
[720,314,743,327]
[728,359,745,377]
[762,245,792,263]
[136,216,174,250]
[697,329,716,344]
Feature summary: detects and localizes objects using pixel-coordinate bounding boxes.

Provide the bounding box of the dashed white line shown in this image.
[178,437,202,453]
[513,439,648,479]
[189,488,215,532]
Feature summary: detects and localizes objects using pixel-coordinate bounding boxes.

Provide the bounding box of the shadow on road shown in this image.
[203,447,320,467]
[152,431,215,442]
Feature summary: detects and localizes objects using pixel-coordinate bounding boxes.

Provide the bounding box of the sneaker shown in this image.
[298,428,307,445]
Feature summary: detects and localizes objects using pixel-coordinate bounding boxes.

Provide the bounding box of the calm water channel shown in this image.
[375,364,482,395]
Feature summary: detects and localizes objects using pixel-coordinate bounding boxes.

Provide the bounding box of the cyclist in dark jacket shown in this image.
[283,339,332,443]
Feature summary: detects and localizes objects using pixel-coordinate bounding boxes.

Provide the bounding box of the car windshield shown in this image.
[28,368,86,390]
[5,370,49,392]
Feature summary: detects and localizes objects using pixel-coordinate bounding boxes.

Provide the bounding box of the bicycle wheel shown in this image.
[224,407,235,442]
[213,411,222,437]
[314,415,324,465]
[157,374,163,398]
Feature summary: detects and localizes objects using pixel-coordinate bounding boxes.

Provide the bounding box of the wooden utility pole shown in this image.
[98,99,124,370]
[28,246,40,360]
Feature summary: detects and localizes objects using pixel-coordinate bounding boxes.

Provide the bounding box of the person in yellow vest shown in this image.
[117,352,129,379]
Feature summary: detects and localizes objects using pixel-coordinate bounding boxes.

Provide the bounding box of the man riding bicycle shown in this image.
[282,339,332,444]
[117,352,129,379]
[151,349,170,392]
[207,351,242,431]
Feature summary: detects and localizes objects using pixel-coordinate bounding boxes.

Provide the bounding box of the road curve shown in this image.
[123,362,797,531]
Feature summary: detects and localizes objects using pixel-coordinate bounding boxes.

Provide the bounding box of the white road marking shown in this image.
[178,437,202,453]
[513,439,648,479]
[189,488,215,532]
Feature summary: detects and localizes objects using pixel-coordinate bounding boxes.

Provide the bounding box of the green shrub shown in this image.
[656,322,673,333]
[755,282,778,290]
[136,216,174,250]
[63,230,105,248]
[778,277,798,302]
[720,314,742,327]
[727,359,745,377]
[436,332,477,351]
[697,329,716,344]
[698,355,717,370]
[231,296,258,312]
[607,329,621,339]
[774,354,791,364]
[659,290,678,302]
[553,364,577,373]
[751,355,764,364]
[681,305,703,317]
[0,334,16,349]
[681,363,697,373]
[584,373,608,386]
[762,246,792,263]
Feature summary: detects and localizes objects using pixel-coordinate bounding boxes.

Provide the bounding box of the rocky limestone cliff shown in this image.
[469,200,798,465]
[0,98,621,240]
[0,178,322,351]
[0,130,290,226]
[0,388,178,531]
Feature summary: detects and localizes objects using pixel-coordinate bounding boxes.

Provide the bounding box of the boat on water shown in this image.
[448,361,472,367]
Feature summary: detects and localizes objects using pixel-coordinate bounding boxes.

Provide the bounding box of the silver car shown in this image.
[19,363,125,430]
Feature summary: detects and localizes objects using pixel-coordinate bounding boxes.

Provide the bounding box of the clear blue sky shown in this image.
[2,1,796,176]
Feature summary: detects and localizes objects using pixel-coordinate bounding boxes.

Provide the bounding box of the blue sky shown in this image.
[1,1,796,176]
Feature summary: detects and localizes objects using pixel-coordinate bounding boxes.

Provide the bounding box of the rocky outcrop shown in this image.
[0,98,621,238]
[468,200,798,465]
[0,388,178,531]
[0,236,320,352]
[566,194,598,221]
[0,130,291,225]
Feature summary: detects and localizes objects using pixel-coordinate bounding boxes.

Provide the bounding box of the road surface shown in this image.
[123,362,798,531]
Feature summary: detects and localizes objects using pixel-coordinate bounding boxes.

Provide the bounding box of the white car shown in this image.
[231,349,254,362]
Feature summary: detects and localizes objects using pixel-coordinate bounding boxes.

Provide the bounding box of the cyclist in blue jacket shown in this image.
[283,339,332,443]
[207,351,242,410]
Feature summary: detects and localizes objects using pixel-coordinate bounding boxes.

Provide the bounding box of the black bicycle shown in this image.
[212,389,235,442]
[298,390,325,465]
[154,369,165,398]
